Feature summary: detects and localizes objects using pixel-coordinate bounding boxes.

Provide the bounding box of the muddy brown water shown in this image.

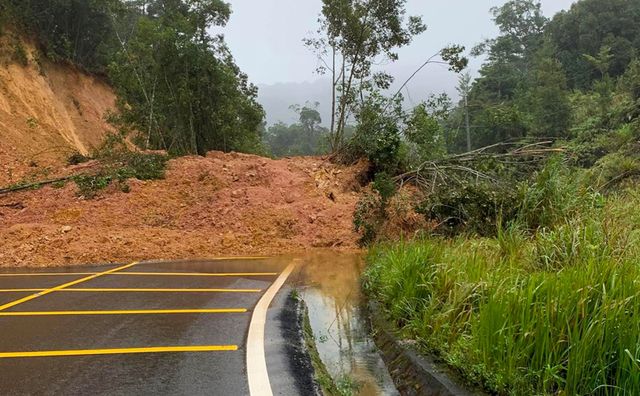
[291,252,399,396]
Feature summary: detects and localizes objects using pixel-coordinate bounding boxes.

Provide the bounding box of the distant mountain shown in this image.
[256,64,466,127]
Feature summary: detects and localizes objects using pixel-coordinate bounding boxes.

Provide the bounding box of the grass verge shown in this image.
[363,186,640,395]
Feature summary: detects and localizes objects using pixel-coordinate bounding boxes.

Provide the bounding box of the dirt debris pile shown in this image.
[0,152,366,267]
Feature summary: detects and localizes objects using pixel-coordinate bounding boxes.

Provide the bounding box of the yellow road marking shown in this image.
[0,309,247,316]
[0,272,278,277]
[0,345,238,358]
[112,272,278,277]
[0,273,95,277]
[0,288,261,293]
[61,288,262,293]
[0,262,138,312]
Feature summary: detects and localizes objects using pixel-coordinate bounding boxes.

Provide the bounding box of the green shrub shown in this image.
[371,172,396,203]
[11,40,28,66]
[72,137,168,198]
[67,152,91,165]
[353,192,385,246]
[349,93,403,174]
[417,180,518,237]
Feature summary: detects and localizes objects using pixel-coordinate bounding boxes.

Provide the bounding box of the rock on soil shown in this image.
[0,152,366,267]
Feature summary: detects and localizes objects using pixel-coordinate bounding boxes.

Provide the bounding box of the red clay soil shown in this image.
[0,38,115,186]
[0,151,366,267]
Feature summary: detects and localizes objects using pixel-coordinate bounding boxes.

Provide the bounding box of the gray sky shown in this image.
[222,0,577,85]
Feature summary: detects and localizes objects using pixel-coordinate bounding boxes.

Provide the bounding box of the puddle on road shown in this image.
[291,252,399,396]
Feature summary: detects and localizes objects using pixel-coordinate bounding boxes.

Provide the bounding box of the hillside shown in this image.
[0,38,115,186]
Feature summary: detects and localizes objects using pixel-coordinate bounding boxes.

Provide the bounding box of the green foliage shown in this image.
[371,172,396,203]
[0,0,119,72]
[364,187,640,393]
[418,180,518,237]
[264,104,329,157]
[0,0,265,157]
[515,157,590,230]
[547,0,640,89]
[108,1,264,155]
[404,103,445,160]
[353,191,385,246]
[349,93,402,173]
[524,42,572,138]
[305,0,426,151]
[72,137,168,198]
[11,39,27,65]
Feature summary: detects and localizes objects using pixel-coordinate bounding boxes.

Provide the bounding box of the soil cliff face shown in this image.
[0,39,115,185]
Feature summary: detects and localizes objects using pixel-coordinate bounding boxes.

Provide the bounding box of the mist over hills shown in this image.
[257,62,465,127]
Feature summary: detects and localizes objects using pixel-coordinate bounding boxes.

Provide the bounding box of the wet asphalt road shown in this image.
[0,258,288,395]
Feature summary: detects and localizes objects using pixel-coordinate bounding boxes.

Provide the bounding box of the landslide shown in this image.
[0,37,115,186]
[0,152,365,267]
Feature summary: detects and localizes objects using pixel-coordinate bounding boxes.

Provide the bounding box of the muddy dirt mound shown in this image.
[0,152,366,267]
[0,37,115,186]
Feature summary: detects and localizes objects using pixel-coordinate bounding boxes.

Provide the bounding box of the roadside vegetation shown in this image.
[342,0,640,394]
[364,168,640,394]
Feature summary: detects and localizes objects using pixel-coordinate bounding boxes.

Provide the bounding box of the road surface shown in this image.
[0,258,298,395]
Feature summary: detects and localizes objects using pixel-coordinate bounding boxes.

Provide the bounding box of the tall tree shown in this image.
[304,0,426,152]
[547,0,640,89]
[109,0,264,155]
[525,41,571,138]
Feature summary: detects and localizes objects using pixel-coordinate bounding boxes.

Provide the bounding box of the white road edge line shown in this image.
[246,262,296,396]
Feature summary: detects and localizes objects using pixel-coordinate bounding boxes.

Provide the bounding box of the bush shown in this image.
[417,180,518,237]
[348,93,403,174]
[371,172,396,203]
[72,136,168,198]
[11,39,27,65]
[353,191,385,246]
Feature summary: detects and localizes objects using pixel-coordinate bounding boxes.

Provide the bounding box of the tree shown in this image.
[0,0,121,72]
[290,102,323,135]
[457,73,472,151]
[525,42,571,138]
[109,0,264,155]
[264,103,329,157]
[472,0,547,101]
[467,1,550,147]
[547,0,640,89]
[304,0,426,152]
[404,103,446,160]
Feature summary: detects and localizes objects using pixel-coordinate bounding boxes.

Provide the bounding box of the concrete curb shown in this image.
[367,302,485,396]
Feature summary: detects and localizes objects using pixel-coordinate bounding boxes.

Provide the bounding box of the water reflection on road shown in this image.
[291,252,398,396]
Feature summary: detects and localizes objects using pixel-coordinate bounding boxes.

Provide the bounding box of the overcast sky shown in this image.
[221,0,577,86]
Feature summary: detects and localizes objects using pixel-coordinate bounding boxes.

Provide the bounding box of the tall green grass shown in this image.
[364,188,640,395]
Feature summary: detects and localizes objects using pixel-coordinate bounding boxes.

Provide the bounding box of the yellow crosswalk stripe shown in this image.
[0,262,138,312]
[0,309,247,316]
[0,345,238,358]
